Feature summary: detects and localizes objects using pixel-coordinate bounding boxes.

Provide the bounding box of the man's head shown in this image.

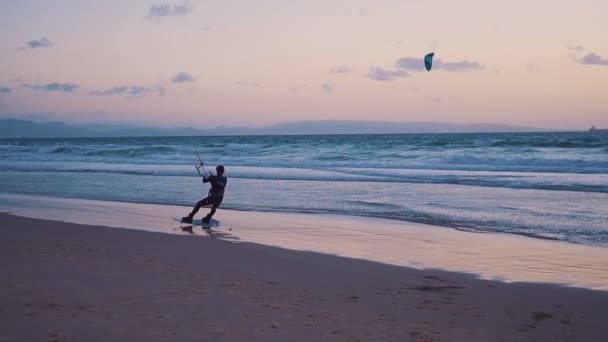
[216,165,225,175]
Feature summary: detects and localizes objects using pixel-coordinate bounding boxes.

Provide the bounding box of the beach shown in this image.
[1,132,607,341]
[2,197,608,341]
[3,0,608,339]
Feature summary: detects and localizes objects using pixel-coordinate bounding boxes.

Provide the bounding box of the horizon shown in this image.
[2,118,589,139]
[0,117,553,130]
[1,1,607,130]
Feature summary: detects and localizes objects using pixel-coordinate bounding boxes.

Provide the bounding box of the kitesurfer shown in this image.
[182,165,227,224]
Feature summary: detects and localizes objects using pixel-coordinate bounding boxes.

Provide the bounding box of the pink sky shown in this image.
[1,0,607,129]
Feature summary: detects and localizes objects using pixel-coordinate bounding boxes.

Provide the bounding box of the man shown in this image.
[182,165,227,224]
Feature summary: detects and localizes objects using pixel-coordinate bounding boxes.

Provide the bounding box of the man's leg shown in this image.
[202,205,217,223]
[182,197,211,223]
[203,198,222,223]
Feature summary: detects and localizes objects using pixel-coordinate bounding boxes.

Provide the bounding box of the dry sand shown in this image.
[1,214,607,341]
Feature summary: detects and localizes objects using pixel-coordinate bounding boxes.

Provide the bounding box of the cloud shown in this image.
[92,85,165,97]
[20,38,52,50]
[321,83,334,92]
[31,83,78,92]
[202,25,224,34]
[92,86,130,96]
[288,84,308,92]
[329,66,352,74]
[431,97,441,103]
[396,56,484,72]
[567,45,584,51]
[0,87,11,94]
[234,81,261,88]
[395,57,426,72]
[147,4,191,19]
[367,67,409,81]
[574,53,608,66]
[172,72,195,83]
[433,59,484,72]
[527,64,541,72]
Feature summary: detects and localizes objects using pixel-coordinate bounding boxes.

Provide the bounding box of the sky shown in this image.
[0,0,607,129]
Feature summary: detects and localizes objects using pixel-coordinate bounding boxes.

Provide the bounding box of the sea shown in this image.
[1,132,607,247]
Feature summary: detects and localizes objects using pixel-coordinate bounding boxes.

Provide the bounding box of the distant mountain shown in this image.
[0,118,546,138]
[259,120,543,134]
[0,119,209,138]
[0,119,86,138]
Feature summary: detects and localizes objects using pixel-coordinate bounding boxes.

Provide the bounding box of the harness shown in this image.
[194,151,226,198]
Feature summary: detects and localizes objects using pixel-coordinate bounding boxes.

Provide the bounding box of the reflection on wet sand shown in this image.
[1,193,607,290]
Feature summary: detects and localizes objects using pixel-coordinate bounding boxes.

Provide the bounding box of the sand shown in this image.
[2,193,608,290]
[1,213,607,342]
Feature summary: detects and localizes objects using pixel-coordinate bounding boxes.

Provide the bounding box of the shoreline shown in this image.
[1,192,607,291]
[2,213,607,341]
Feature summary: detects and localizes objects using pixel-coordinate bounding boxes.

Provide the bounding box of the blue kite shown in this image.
[424,52,434,71]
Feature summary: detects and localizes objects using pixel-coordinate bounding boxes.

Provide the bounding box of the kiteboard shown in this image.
[173,217,221,228]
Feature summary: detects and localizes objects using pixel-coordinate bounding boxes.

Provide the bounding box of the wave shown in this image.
[84,197,602,246]
[314,155,354,161]
[1,132,607,176]
[1,162,607,193]
[49,146,74,153]
[344,200,406,210]
[45,145,178,156]
[2,151,607,175]
[452,226,566,242]
[489,136,608,148]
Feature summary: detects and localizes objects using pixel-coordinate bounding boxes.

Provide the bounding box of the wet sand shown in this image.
[2,193,608,290]
[1,213,608,341]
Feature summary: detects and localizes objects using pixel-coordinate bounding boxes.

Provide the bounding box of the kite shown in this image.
[424,52,434,71]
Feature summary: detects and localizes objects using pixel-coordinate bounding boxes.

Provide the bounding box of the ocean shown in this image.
[1,132,607,246]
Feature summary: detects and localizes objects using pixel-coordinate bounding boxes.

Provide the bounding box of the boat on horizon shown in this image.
[589,126,608,132]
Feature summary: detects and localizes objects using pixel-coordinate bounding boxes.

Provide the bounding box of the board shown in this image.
[173,217,221,228]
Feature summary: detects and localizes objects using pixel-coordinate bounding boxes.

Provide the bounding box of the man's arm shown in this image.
[202,174,215,183]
